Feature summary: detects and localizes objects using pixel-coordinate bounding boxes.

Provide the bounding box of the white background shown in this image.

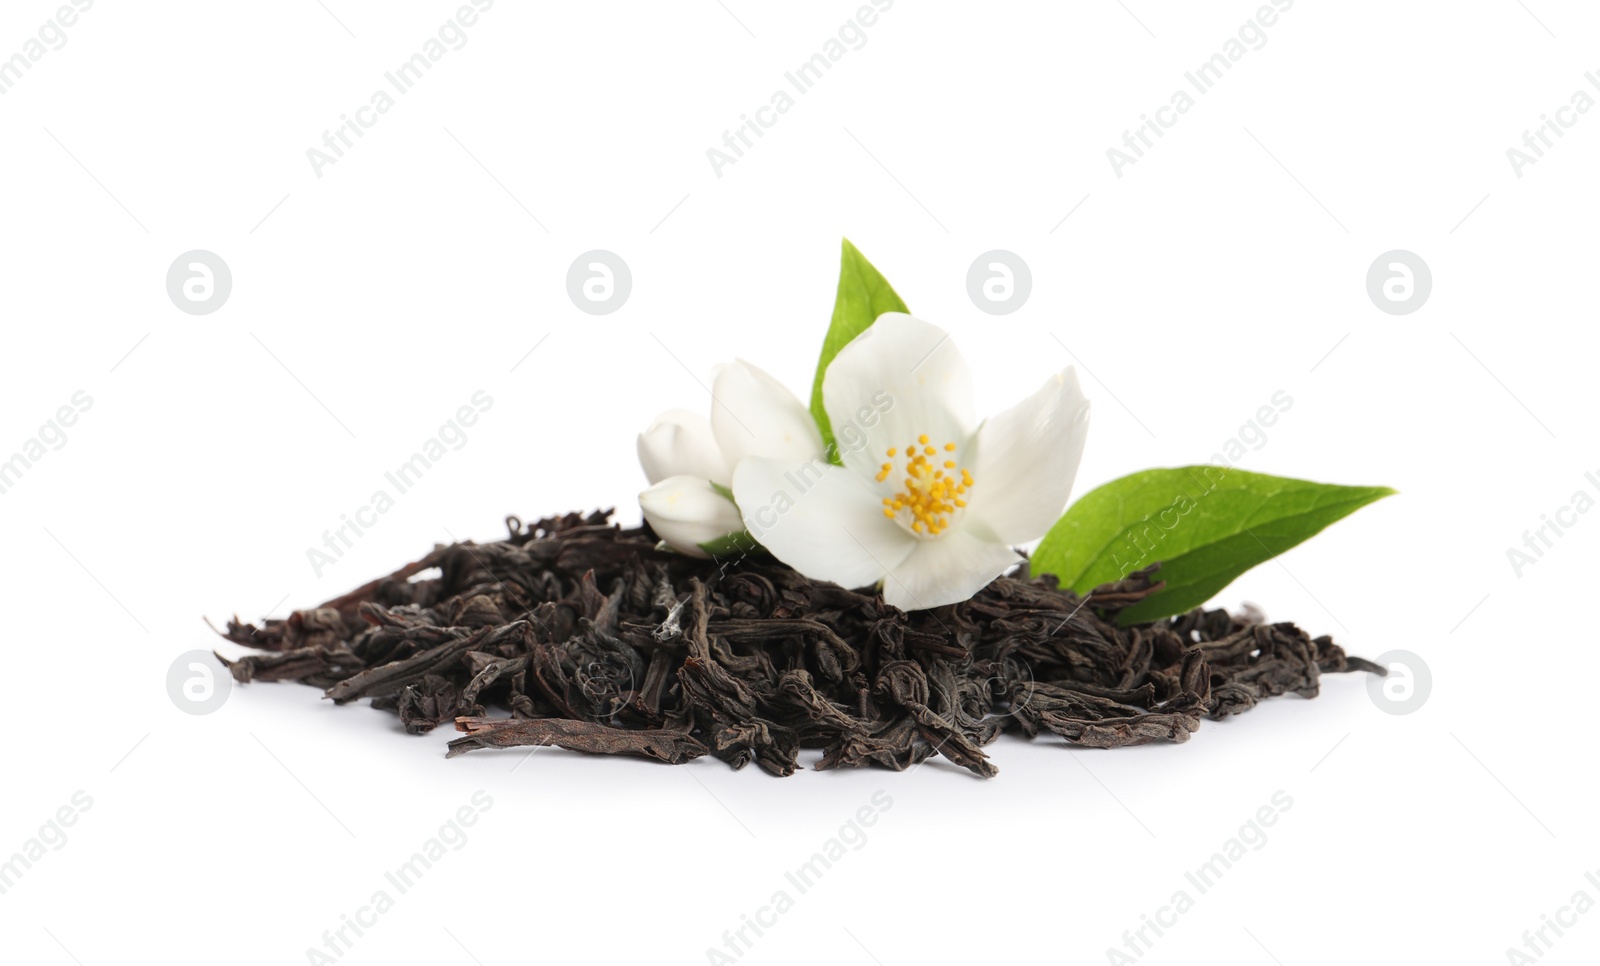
[2,1,1594,963]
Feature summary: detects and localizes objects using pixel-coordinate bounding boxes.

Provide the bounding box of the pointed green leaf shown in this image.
[697,529,760,558]
[1030,466,1395,625]
[809,238,908,463]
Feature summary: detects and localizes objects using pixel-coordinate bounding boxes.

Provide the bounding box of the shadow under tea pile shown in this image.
[218,510,1382,778]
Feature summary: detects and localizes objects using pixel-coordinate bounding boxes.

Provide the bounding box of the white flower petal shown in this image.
[732,456,916,590]
[822,314,976,487]
[710,359,826,474]
[963,367,1091,545]
[637,408,731,487]
[881,529,1022,611]
[638,475,744,558]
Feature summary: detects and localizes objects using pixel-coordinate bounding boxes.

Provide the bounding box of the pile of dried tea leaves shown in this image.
[216,510,1383,778]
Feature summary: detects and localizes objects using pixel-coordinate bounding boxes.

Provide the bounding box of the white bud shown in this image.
[638,475,743,557]
[636,408,731,487]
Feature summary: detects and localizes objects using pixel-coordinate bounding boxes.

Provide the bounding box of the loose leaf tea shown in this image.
[217,510,1382,778]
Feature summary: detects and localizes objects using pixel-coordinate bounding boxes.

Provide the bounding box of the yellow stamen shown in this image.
[877,434,972,538]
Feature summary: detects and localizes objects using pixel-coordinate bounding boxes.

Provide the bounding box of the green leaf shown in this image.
[697,529,760,558]
[700,485,760,556]
[1030,466,1395,625]
[809,238,909,464]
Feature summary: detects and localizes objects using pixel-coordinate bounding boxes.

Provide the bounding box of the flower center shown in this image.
[875,434,973,536]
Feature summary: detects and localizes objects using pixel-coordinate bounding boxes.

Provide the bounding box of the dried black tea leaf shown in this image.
[217,510,1380,778]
